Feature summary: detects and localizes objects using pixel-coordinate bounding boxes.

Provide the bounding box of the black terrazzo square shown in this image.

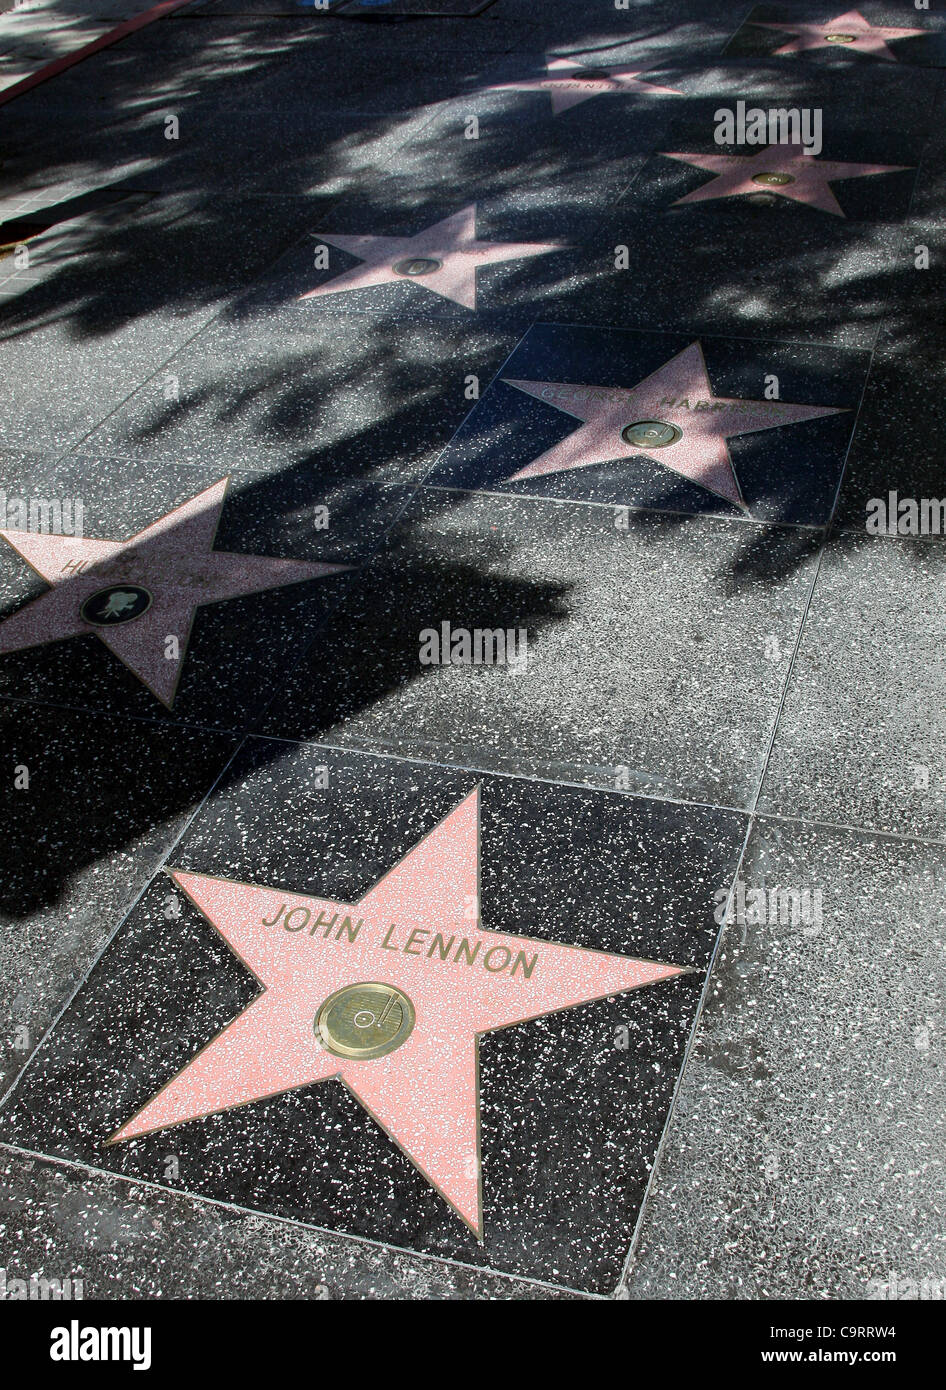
[0,456,361,726]
[426,323,866,526]
[724,4,946,68]
[0,740,747,1293]
[246,194,589,325]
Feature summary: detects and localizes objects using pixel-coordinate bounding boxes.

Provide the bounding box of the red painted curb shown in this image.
[0,0,197,109]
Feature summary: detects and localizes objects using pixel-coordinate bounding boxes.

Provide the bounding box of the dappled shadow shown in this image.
[0,536,572,916]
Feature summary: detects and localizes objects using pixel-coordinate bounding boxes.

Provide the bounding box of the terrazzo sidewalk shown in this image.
[0,0,943,1303]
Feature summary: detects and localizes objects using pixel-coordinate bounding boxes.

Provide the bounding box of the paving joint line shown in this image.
[0,1140,602,1300]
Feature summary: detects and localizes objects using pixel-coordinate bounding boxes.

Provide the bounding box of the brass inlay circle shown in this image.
[316,982,415,1060]
[824,33,856,43]
[751,172,795,186]
[575,68,612,80]
[392,257,442,278]
[80,584,153,627]
[621,420,683,449]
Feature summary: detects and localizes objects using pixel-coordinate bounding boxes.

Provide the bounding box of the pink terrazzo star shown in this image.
[503,342,846,509]
[0,478,348,707]
[489,56,682,114]
[109,788,687,1236]
[299,205,562,310]
[662,145,909,216]
[756,8,925,61]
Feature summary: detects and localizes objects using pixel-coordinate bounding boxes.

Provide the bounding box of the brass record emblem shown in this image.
[316,982,416,1060]
[79,584,153,626]
[752,172,795,186]
[621,420,683,449]
[824,33,856,43]
[575,68,612,80]
[392,257,442,278]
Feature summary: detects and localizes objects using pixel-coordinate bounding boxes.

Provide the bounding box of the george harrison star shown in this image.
[489,56,682,114]
[756,8,925,61]
[662,145,909,216]
[0,478,349,707]
[502,342,846,510]
[109,788,688,1236]
[299,205,562,310]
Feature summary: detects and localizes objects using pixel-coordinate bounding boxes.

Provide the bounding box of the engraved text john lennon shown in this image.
[261,902,539,979]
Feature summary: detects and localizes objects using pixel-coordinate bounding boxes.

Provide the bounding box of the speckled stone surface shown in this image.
[622,815,946,1299]
[190,2,343,14]
[261,487,821,809]
[0,0,943,1304]
[759,532,946,839]
[905,79,946,221]
[337,0,496,15]
[0,701,237,1098]
[0,185,360,453]
[0,1152,577,1299]
[528,0,750,59]
[0,23,454,194]
[81,312,518,480]
[3,111,430,199]
[0,190,322,318]
[363,62,689,216]
[427,323,865,524]
[523,210,910,349]
[0,311,208,456]
[0,187,153,299]
[119,15,518,113]
[0,741,745,1293]
[834,332,946,533]
[191,1,522,49]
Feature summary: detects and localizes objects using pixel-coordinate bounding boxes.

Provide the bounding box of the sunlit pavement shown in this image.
[0,0,943,1300]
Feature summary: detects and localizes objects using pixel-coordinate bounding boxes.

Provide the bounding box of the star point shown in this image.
[662,145,909,216]
[501,342,846,510]
[300,204,563,309]
[756,8,926,61]
[109,787,687,1236]
[0,478,349,707]
[489,55,683,114]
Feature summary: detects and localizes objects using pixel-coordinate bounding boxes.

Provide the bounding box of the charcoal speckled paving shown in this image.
[0,0,942,1315]
[428,326,863,523]
[0,478,349,707]
[0,744,745,1292]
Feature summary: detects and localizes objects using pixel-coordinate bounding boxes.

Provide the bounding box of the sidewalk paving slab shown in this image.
[0,740,746,1295]
[259,487,822,810]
